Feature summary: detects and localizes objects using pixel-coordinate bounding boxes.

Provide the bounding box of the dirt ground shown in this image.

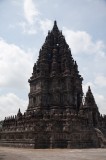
[0,147,106,160]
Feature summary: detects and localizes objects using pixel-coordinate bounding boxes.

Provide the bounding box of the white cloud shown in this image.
[0,38,34,90]
[95,75,106,87]
[23,0,39,24]
[18,21,37,35]
[19,0,53,35]
[21,0,53,35]
[0,93,27,120]
[63,28,105,57]
[19,0,40,34]
[0,38,39,120]
[39,19,53,35]
[18,18,53,35]
[95,94,106,115]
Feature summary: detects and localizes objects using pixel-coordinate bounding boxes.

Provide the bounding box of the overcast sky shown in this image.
[0,0,106,120]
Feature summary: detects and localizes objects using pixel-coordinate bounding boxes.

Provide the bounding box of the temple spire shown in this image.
[54,20,57,27]
[88,86,91,92]
[17,108,22,119]
[52,20,59,32]
[84,86,97,108]
[18,108,21,114]
[86,86,93,98]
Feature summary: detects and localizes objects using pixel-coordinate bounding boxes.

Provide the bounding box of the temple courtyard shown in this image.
[0,147,106,160]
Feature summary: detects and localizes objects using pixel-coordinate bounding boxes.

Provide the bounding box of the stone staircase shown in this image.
[95,128,106,148]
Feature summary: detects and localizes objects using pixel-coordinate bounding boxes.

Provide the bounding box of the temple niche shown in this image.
[0,21,106,149]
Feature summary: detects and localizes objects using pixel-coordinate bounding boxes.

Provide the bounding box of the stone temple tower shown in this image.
[0,21,106,149]
[27,21,83,115]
